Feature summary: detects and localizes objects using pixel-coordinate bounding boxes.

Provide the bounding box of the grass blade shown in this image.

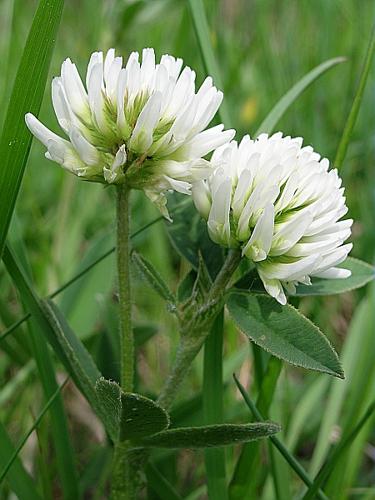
[188,0,232,126]
[229,357,281,499]
[0,216,163,343]
[146,462,182,500]
[302,401,375,500]
[233,375,329,500]
[203,311,228,500]
[0,420,41,500]
[334,24,375,169]
[0,378,68,485]
[0,0,64,257]
[3,245,80,499]
[255,57,346,136]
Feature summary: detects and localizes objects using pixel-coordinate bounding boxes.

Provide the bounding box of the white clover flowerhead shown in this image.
[25,48,234,217]
[192,133,353,305]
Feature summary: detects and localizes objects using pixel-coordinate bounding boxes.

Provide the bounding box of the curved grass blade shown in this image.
[229,357,281,500]
[188,0,232,126]
[233,375,329,500]
[3,245,80,499]
[302,400,375,500]
[146,462,182,500]
[0,420,41,500]
[0,378,68,485]
[203,312,228,500]
[0,0,64,258]
[255,57,346,136]
[334,24,375,169]
[0,216,163,343]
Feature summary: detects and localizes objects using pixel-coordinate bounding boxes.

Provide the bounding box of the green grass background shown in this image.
[0,0,374,498]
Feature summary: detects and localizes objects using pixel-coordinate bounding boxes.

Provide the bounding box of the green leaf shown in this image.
[0,0,64,257]
[0,420,41,500]
[255,57,346,136]
[132,251,176,306]
[293,257,374,296]
[121,392,170,441]
[136,422,280,449]
[3,245,80,500]
[40,300,119,440]
[95,379,171,442]
[226,293,344,378]
[95,378,121,431]
[334,26,375,168]
[2,245,118,440]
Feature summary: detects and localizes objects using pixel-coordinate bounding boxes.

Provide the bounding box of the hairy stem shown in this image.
[157,249,241,411]
[117,184,133,392]
[112,185,134,500]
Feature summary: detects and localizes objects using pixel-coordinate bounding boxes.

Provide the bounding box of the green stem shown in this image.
[157,249,241,411]
[112,184,134,500]
[117,184,133,392]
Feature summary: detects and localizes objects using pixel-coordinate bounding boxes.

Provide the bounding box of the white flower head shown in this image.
[25,48,234,217]
[192,133,353,305]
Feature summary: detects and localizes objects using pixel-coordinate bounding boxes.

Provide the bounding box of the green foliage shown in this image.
[226,292,343,378]
[132,250,176,307]
[136,422,280,449]
[0,0,64,257]
[120,392,170,441]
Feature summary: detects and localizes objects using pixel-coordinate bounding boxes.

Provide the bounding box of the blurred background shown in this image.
[0,0,374,498]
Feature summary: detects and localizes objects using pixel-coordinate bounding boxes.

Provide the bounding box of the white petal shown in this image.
[242,204,274,261]
[129,91,162,152]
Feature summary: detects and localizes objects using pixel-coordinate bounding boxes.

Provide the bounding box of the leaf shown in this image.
[293,257,375,296]
[95,378,122,431]
[255,57,346,136]
[166,195,224,279]
[136,422,280,449]
[121,392,170,441]
[2,245,118,440]
[41,300,119,440]
[334,26,375,168]
[0,420,41,500]
[226,292,344,378]
[132,251,176,306]
[0,0,64,257]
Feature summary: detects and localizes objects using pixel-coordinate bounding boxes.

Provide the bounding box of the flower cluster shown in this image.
[26,49,352,304]
[192,133,352,304]
[25,48,234,217]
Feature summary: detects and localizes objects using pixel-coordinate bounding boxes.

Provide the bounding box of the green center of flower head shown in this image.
[25,48,235,217]
[192,133,353,305]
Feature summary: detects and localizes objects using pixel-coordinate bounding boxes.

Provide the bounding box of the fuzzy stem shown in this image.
[157,249,241,411]
[112,185,134,500]
[117,184,133,392]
